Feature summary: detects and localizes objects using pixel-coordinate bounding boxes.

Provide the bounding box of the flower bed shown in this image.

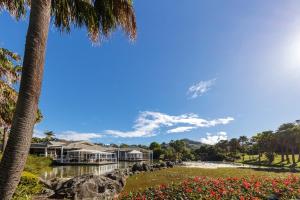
[119,175,300,200]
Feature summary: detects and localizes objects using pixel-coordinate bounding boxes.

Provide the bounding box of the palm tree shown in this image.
[277,123,297,165]
[44,130,55,141]
[0,48,43,152]
[274,130,285,163]
[0,1,137,199]
[0,48,21,152]
[238,136,248,161]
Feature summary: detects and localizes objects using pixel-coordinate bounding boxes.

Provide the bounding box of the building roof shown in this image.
[68,149,114,154]
[30,140,152,153]
[128,150,142,154]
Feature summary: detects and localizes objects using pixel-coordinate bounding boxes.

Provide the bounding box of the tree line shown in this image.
[147,120,300,166]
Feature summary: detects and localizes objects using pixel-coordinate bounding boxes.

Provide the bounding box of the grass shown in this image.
[122,167,299,193]
[236,154,300,168]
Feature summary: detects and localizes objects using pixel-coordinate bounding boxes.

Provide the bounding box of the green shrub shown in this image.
[24,155,52,175]
[13,171,42,200]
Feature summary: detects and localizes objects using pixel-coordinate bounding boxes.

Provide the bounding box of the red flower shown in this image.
[242,181,251,190]
[210,190,216,196]
[159,184,166,190]
[185,188,193,193]
[239,196,245,200]
[254,181,261,188]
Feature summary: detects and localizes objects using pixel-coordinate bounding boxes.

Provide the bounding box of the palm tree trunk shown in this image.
[291,147,296,164]
[0,1,51,199]
[285,147,290,164]
[280,145,285,162]
[1,127,8,152]
[298,147,300,162]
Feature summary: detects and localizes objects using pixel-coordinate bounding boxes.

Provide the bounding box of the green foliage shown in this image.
[149,142,160,150]
[0,0,137,43]
[13,171,42,200]
[194,145,225,161]
[24,155,52,175]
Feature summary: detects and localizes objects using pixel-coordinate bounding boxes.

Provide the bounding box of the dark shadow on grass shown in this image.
[236,166,300,173]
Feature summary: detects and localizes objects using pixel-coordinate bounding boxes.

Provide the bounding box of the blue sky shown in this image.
[1,1,300,145]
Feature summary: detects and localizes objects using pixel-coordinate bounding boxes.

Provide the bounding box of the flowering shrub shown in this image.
[119,175,300,200]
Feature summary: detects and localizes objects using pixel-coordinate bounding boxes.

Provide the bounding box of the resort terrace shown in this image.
[29,140,153,165]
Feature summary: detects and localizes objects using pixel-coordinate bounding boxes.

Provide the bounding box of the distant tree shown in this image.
[277,123,298,164]
[228,138,240,160]
[149,142,163,160]
[215,140,229,155]
[169,140,186,161]
[252,131,275,164]
[194,145,225,161]
[44,131,55,141]
[149,142,161,150]
[120,144,129,148]
[238,136,248,161]
[163,147,176,161]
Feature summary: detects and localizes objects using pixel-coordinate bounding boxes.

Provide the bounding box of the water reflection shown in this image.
[41,162,141,180]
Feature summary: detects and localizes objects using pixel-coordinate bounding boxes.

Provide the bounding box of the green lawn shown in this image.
[123,167,298,193]
[236,154,300,168]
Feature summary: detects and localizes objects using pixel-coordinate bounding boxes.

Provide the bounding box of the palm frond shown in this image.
[51,0,137,42]
[0,0,28,19]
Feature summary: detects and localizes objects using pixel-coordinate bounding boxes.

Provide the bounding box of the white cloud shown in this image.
[56,131,103,141]
[104,111,234,138]
[33,129,44,138]
[167,126,196,133]
[200,131,228,145]
[34,129,103,141]
[187,79,216,99]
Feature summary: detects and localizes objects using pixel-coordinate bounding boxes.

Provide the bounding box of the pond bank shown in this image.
[36,161,177,199]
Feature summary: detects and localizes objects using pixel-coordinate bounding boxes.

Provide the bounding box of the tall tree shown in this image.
[278,123,297,165]
[238,136,248,161]
[0,1,136,199]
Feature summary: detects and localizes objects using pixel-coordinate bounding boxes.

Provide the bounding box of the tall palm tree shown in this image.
[274,130,285,163]
[238,136,248,161]
[0,1,137,199]
[278,123,297,165]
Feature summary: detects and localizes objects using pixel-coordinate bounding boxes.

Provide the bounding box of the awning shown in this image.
[68,149,114,154]
[128,150,142,154]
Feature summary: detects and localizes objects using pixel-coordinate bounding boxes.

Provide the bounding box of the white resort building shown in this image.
[30,140,153,165]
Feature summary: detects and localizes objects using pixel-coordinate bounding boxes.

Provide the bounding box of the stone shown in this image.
[132,163,143,172]
[160,162,167,168]
[142,163,151,171]
[166,161,175,168]
[52,174,125,200]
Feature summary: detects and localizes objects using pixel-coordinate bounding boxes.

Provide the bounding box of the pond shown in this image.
[41,161,272,181]
[41,161,141,180]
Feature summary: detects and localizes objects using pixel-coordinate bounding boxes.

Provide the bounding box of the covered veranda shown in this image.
[63,149,117,164]
[126,150,143,161]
